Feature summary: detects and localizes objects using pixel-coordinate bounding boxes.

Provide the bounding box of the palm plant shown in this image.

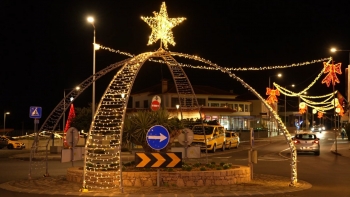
[122,109,184,152]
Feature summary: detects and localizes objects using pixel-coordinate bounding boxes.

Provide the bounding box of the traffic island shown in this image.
[66,166,251,187]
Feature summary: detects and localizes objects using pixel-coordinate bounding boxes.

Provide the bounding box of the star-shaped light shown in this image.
[321,62,342,87]
[141,2,186,49]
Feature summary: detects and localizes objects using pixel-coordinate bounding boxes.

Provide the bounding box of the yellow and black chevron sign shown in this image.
[135,152,182,168]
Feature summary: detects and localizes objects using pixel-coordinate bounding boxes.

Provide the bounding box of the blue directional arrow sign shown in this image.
[146,125,170,150]
[29,106,42,119]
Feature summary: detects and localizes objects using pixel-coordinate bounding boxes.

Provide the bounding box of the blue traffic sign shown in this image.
[146,125,170,150]
[29,106,42,119]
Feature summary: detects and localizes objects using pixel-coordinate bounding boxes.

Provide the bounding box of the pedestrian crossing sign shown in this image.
[29,106,42,119]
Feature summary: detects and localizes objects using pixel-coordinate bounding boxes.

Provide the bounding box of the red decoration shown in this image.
[317,111,323,118]
[321,62,342,87]
[266,88,280,104]
[64,104,76,147]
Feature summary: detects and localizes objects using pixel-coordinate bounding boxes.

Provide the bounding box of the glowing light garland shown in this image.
[141,2,186,49]
[99,44,330,72]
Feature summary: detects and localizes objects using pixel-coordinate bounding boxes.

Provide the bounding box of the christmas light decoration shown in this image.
[36,3,304,189]
[322,62,342,87]
[99,44,330,72]
[141,2,186,49]
[318,111,323,118]
[266,88,280,104]
[299,102,307,114]
[64,104,76,147]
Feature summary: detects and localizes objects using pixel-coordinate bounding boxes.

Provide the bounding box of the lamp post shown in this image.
[284,84,295,127]
[176,104,180,119]
[3,111,10,132]
[87,16,100,122]
[63,87,80,132]
[331,47,350,123]
[312,109,317,127]
[269,73,282,89]
[268,73,282,133]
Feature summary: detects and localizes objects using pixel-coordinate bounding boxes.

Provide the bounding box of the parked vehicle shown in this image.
[191,124,226,153]
[292,132,320,156]
[0,136,26,149]
[225,131,240,149]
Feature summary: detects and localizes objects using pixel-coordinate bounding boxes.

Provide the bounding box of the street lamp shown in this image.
[63,86,80,132]
[268,73,282,133]
[284,84,295,127]
[3,111,10,132]
[269,73,282,89]
[312,109,317,127]
[331,47,350,123]
[176,104,180,119]
[87,16,100,121]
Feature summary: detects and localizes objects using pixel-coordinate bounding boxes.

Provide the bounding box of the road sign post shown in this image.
[146,125,170,150]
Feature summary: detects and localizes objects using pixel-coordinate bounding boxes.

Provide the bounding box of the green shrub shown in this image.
[220,162,225,166]
[193,162,201,167]
[182,164,192,171]
[200,167,206,171]
[216,167,222,170]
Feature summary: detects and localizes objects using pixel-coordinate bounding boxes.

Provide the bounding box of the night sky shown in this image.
[2,0,350,130]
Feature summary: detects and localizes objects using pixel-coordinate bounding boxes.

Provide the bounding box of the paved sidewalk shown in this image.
[0,174,312,197]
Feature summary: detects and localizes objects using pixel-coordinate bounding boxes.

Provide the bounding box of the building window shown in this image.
[135,101,140,108]
[211,103,219,107]
[239,104,244,112]
[171,97,179,107]
[144,100,149,109]
[197,98,206,106]
[245,104,249,112]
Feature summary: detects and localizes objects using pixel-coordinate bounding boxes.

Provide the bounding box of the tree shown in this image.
[70,106,92,133]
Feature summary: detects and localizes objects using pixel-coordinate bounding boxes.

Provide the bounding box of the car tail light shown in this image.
[293,140,300,144]
[313,140,319,144]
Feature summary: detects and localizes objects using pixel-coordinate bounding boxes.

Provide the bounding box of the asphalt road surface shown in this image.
[0,130,349,197]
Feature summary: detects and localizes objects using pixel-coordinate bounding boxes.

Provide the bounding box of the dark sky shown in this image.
[2,0,350,129]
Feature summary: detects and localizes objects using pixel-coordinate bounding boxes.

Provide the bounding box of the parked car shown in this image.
[0,136,26,149]
[225,131,240,149]
[292,132,320,156]
[192,124,226,153]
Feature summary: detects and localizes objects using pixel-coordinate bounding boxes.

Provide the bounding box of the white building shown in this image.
[129,80,278,131]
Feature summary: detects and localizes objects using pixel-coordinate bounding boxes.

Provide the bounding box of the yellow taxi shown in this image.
[225,132,240,149]
[192,124,226,153]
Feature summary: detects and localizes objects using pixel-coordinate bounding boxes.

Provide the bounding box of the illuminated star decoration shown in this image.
[321,62,342,87]
[266,88,280,104]
[141,2,186,49]
[317,111,323,118]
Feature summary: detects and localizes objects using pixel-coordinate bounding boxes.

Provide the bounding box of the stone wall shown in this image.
[67,166,251,187]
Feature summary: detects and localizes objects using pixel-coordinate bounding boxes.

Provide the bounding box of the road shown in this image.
[0,130,349,197]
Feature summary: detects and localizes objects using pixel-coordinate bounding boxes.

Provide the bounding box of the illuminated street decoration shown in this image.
[64,104,76,147]
[100,44,330,71]
[318,111,323,118]
[336,104,344,116]
[299,102,307,114]
[37,2,300,190]
[141,2,186,49]
[321,62,342,87]
[266,88,280,104]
